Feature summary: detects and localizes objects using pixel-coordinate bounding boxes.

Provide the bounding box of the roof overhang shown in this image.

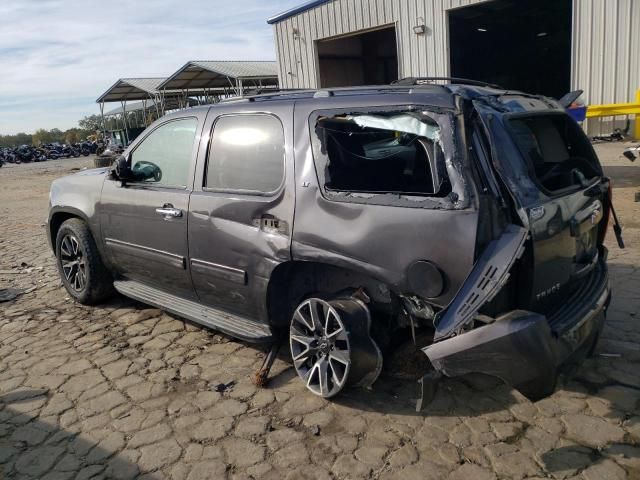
[267,0,331,24]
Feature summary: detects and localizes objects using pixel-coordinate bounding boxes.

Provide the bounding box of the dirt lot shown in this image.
[0,146,639,480]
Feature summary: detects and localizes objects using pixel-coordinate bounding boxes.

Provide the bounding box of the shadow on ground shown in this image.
[0,391,156,479]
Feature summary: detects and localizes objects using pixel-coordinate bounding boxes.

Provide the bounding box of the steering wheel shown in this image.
[132,161,162,182]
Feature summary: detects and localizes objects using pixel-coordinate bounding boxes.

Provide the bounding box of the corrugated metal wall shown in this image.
[273,0,639,134]
[274,0,489,90]
[572,0,640,134]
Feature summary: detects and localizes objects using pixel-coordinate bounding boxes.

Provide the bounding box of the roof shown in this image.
[218,84,458,110]
[267,0,332,24]
[96,78,167,103]
[159,61,279,91]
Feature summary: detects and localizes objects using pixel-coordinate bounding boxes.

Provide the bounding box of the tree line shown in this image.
[0,115,102,147]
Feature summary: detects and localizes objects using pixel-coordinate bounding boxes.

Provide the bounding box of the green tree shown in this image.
[65,130,79,144]
[49,128,64,143]
[32,129,52,146]
[78,114,102,132]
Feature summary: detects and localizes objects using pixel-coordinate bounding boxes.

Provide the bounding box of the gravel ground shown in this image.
[0,146,639,480]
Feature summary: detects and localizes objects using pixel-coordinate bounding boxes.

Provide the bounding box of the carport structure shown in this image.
[158,60,279,103]
[96,77,187,144]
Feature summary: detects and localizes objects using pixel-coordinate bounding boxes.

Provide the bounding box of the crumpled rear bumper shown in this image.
[423,259,610,400]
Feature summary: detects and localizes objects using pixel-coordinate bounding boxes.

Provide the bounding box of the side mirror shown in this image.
[112,155,133,182]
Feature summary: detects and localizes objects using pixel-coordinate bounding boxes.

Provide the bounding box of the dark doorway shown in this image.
[448,0,572,99]
[317,26,398,88]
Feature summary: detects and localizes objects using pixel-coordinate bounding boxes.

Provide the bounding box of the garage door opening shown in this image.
[317,26,398,88]
[449,0,572,99]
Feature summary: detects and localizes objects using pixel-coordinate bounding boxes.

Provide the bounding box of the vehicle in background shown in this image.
[47,80,619,405]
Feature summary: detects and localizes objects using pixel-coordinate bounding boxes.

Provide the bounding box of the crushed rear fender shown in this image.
[433,224,528,341]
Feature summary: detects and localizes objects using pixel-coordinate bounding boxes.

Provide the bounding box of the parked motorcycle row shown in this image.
[0,141,104,167]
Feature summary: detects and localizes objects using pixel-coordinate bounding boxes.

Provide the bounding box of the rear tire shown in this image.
[289,295,383,398]
[290,297,353,398]
[55,218,114,305]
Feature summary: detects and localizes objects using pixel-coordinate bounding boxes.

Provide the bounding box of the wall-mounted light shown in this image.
[477,28,488,32]
[413,17,426,35]
[537,32,548,37]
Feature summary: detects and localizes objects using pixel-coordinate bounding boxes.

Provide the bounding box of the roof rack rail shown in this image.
[220,88,314,103]
[392,77,503,89]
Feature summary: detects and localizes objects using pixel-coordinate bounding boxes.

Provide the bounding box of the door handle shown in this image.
[155,204,183,218]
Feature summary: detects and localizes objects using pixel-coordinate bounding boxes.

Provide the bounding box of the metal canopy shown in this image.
[96,77,187,145]
[159,61,279,92]
[96,78,169,103]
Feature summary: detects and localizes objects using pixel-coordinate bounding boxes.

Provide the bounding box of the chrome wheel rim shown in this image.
[290,298,351,398]
[60,234,86,292]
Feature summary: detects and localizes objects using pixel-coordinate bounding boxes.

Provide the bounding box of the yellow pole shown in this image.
[636,89,640,140]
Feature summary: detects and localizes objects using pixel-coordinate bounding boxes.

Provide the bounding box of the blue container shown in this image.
[567,105,587,122]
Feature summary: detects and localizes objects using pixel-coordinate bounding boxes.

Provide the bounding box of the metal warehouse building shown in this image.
[269,0,639,131]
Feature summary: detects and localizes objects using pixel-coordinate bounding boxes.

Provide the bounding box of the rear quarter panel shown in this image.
[292,97,479,307]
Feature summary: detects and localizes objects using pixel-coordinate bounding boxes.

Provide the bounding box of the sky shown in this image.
[0,0,303,135]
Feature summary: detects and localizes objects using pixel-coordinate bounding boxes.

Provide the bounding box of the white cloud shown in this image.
[0,0,302,134]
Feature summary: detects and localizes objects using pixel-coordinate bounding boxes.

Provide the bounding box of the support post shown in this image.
[121,101,129,145]
[99,102,106,140]
[142,100,148,127]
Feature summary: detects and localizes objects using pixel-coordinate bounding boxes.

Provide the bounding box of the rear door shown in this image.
[188,105,295,322]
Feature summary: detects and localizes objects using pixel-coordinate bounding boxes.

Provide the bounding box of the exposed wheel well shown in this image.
[49,212,82,250]
[267,261,402,345]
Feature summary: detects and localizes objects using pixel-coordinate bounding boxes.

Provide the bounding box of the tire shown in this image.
[55,218,114,305]
[289,295,383,398]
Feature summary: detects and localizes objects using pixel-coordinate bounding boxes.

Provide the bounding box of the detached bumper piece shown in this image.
[423,260,610,403]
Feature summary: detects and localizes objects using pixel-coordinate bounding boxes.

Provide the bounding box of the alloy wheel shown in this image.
[60,234,87,292]
[290,298,351,398]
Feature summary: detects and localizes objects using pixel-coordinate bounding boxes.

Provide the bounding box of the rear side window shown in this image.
[313,112,451,198]
[206,114,285,193]
[508,114,601,193]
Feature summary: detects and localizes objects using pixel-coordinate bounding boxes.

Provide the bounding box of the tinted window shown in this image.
[206,115,285,193]
[130,117,198,188]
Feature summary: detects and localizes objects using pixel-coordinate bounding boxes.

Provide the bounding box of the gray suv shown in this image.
[48,81,616,402]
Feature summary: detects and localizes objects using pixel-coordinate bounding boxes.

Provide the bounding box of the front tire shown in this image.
[55,218,114,305]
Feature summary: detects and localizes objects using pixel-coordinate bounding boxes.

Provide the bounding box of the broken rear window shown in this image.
[507,114,602,193]
[312,111,454,202]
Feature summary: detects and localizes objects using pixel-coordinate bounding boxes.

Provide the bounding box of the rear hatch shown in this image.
[433,97,610,341]
[504,111,607,313]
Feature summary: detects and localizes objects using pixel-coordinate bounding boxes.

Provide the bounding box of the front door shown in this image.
[100,116,202,299]
[188,106,295,322]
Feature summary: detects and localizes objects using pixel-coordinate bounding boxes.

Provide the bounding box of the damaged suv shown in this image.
[48,80,619,402]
